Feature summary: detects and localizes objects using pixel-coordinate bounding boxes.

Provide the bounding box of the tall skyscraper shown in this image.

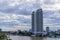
[32,9,43,36]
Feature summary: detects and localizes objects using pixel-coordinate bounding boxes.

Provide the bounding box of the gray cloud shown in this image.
[0,0,60,31]
[0,22,19,27]
[0,0,40,15]
[44,0,55,4]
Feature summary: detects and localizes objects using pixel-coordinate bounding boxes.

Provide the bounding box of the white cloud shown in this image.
[42,0,60,10]
[8,0,20,6]
[0,0,60,31]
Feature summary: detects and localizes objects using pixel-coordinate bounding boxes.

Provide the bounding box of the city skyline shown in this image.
[0,0,60,31]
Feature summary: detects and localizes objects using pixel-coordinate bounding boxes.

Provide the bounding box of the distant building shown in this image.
[17,30,21,34]
[55,29,60,34]
[29,29,32,32]
[46,27,49,33]
[0,29,2,32]
[32,9,43,36]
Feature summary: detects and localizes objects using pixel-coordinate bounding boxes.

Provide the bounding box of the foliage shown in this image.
[0,33,7,39]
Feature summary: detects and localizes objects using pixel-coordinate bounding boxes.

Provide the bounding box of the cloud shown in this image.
[0,12,31,30]
[0,0,41,15]
[43,9,60,30]
[44,0,55,4]
[0,0,60,31]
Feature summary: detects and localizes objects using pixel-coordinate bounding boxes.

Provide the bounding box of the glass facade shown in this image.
[32,9,43,36]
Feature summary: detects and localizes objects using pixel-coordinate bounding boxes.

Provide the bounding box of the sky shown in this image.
[0,0,60,31]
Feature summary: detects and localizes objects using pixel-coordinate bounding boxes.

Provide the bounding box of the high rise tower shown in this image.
[32,9,43,36]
